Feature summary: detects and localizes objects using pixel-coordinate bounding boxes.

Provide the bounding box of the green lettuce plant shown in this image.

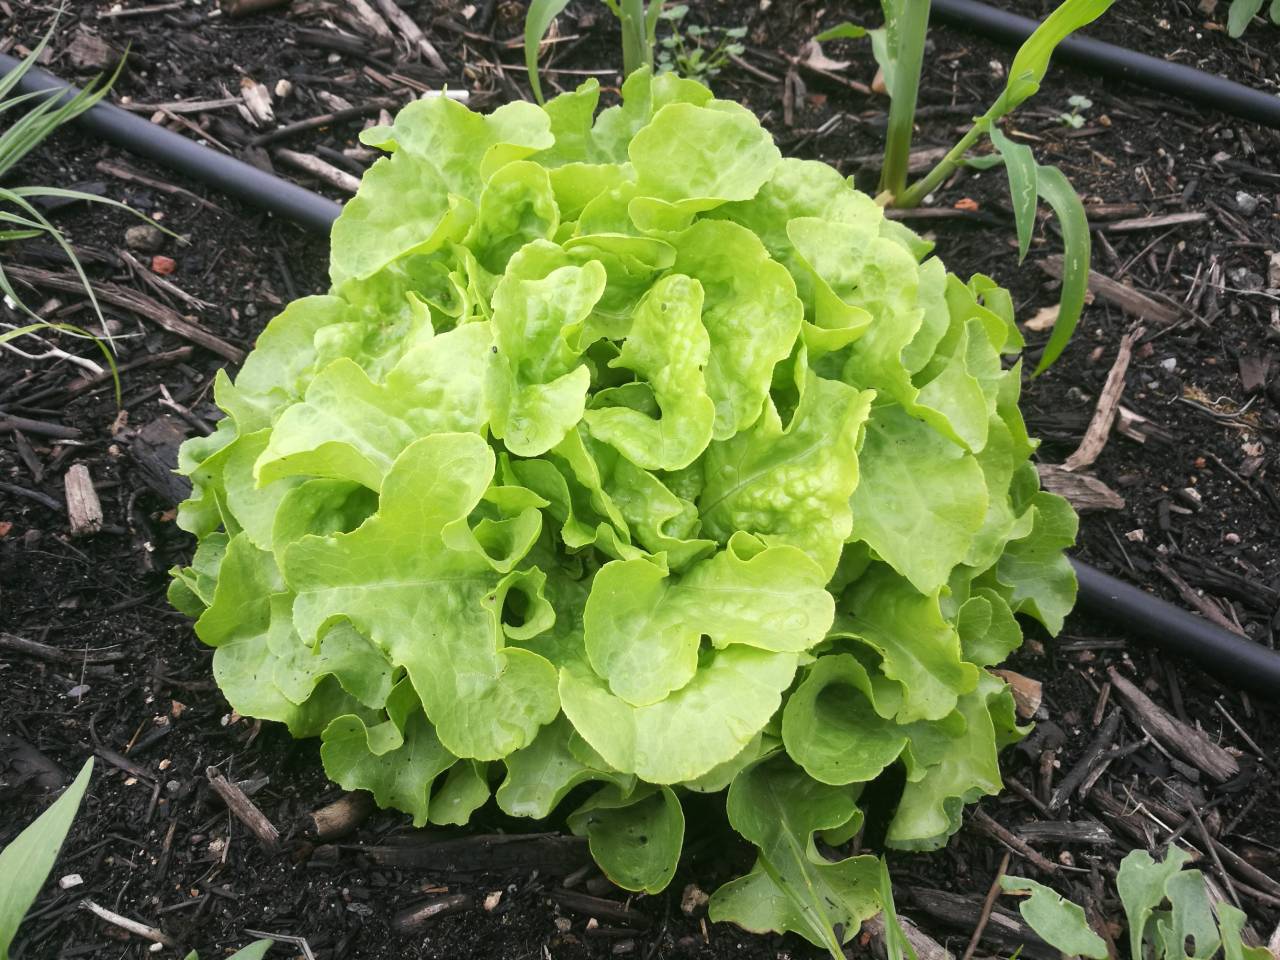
[170,68,1077,955]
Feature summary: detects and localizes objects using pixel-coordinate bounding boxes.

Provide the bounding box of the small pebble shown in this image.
[125,223,164,253]
[59,874,84,890]
[67,684,90,698]
[483,890,503,911]
[1235,191,1259,216]
[151,255,176,275]
[1224,532,1241,544]
[1159,357,1177,372]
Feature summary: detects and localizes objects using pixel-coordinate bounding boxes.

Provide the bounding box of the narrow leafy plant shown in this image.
[0,759,92,959]
[1001,847,1271,960]
[524,0,664,103]
[1,16,142,401]
[171,65,1078,954]
[810,0,1113,373]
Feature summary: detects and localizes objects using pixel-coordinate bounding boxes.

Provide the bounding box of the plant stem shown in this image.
[619,0,652,76]
[896,117,985,208]
[878,0,931,200]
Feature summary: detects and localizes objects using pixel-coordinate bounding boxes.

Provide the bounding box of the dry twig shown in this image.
[207,767,281,849]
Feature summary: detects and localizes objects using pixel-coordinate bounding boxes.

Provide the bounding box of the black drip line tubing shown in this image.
[5,53,1280,696]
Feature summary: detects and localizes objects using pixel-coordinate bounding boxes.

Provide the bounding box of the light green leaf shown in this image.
[849,405,988,595]
[1157,869,1221,960]
[258,321,491,489]
[584,273,716,470]
[559,646,798,783]
[1220,903,1274,960]
[538,78,601,165]
[497,714,632,818]
[569,784,684,893]
[990,490,1078,635]
[320,680,457,827]
[710,755,881,953]
[627,100,781,231]
[886,671,1005,849]
[1032,163,1090,374]
[839,564,979,724]
[486,242,605,456]
[700,373,875,578]
[956,589,1022,668]
[815,22,868,41]
[0,758,93,960]
[286,434,560,760]
[717,158,884,277]
[1117,846,1192,960]
[1223,0,1264,34]
[232,294,349,418]
[467,160,560,273]
[999,875,1108,959]
[781,653,910,785]
[584,534,833,705]
[671,219,803,439]
[429,761,491,826]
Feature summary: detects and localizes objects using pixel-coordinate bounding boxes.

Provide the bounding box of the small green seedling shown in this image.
[655,7,747,83]
[1002,847,1272,960]
[1057,94,1092,128]
[0,759,93,960]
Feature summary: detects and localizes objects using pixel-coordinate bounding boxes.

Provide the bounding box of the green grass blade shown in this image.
[996,0,1113,115]
[0,758,94,960]
[815,22,868,41]
[524,0,572,104]
[0,189,113,350]
[877,859,918,960]
[0,18,55,103]
[11,185,173,228]
[0,321,123,406]
[0,88,60,118]
[1032,164,1090,375]
[988,124,1038,262]
[226,941,273,960]
[0,69,121,178]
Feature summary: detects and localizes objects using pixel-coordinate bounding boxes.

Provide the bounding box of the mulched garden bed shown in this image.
[2,1,1278,958]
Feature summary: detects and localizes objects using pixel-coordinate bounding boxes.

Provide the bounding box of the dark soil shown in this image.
[2,2,1278,959]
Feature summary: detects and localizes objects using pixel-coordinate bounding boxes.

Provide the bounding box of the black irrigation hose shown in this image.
[931,0,1280,130]
[1072,561,1280,694]
[7,58,1280,696]
[1,56,342,234]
